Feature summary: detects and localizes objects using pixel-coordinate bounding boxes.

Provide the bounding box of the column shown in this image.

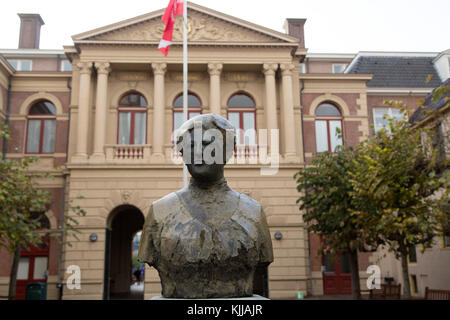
[208,63,223,115]
[280,63,297,158]
[91,62,111,162]
[151,63,167,161]
[73,61,92,162]
[263,63,279,150]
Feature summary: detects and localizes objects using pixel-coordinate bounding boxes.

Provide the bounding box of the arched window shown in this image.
[227,93,256,145]
[26,100,56,153]
[173,92,202,131]
[118,92,147,145]
[315,102,343,152]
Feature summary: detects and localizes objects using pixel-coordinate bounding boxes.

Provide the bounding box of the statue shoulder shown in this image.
[237,192,263,221]
[150,192,180,221]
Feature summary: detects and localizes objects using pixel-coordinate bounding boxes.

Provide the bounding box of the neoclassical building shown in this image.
[0,3,448,300]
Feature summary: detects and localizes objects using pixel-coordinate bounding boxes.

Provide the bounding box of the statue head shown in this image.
[176,114,236,183]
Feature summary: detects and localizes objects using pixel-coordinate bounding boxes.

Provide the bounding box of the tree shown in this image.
[349,110,449,298]
[0,124,86,300]
[294,146,372,299]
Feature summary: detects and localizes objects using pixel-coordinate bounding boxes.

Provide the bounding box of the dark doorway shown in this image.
[322,252,352,295]
[104,205,145,300]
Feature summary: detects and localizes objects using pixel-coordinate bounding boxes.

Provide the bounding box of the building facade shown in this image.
[0,3,448,299]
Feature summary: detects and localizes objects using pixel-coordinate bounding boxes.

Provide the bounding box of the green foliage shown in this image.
[294,146,369,254]
[0,154,52,253]
[0,124,86,253]
[349,113,449,259]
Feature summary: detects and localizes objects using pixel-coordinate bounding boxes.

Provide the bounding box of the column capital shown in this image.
[208,63,223,76]
[263,63,278,76]
[94,62,111,75]
[152,63,167,75]
[280,63,295,76]
[76,61,93,74]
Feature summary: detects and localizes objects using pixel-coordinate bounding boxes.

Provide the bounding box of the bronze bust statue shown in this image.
[138,114,273,298]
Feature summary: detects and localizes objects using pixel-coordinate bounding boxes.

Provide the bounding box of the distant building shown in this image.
[0,4,448,300]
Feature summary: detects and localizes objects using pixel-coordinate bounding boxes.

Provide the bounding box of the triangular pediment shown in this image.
[72,3,298,45]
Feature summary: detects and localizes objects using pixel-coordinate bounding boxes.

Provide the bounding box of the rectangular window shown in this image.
[228,112,241,144]
[443,219,450,248]
[322,254,335,274]
[173,111,202,132]
[42,120,56,153]
[17,257,30,280]
[133,113,146,145]
[118,112,131,145]
[8,59,32,71]
[408,245,417,263]
[332,64,347,74]
[21,60,32,71]
[373,108,406,133]
[299,63,306,74]
[61,60,72,71]
[8,60,18,70]
[329,120,343,151]
[33,257,48,279]
[26,120,42,153]
[315,120,329,153]
[339,253,351,274]
[243,112,256,145]
[410,275,418,294]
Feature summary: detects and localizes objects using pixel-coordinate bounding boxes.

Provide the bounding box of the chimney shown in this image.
[283,18,306,48]
[18,13,45,49]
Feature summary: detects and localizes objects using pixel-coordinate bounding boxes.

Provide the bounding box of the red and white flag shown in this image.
[158,0,184,56]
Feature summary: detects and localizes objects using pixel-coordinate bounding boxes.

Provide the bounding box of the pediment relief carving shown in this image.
[88,11,284,43]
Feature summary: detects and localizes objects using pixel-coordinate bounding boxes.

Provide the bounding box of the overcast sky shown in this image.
[1,0,449,53]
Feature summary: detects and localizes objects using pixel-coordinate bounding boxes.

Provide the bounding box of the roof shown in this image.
[409,78,450,124]
[346,56,442,88]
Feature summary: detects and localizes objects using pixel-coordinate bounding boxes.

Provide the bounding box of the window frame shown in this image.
[372,107,407,133]
[314,103,343,153]
[60,60,72,72]
[332,63,347,74]
[299,63,306,74]
[25,100,57,154]
[172,92,202,131]
[117,92,148,145]
[8,59,33,71]
[227,93,257,146]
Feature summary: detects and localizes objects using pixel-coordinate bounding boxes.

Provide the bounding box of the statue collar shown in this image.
[188,177,230,193]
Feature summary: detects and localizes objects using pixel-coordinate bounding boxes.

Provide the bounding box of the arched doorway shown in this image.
[15,213,51,300]
[103,205,145,300]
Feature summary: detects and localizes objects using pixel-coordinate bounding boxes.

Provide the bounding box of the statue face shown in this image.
[185,129,225,182]
[177,114,236,183]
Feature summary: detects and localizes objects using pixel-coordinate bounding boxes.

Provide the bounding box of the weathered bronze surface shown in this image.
[138,114,273,298]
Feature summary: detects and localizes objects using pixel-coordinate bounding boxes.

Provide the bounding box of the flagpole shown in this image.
[182,0,188,188]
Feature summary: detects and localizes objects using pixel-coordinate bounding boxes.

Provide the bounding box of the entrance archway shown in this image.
[15,213,50,300]
[104,205,145,300]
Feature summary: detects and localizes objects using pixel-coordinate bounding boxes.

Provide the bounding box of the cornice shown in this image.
[298,73,373,81]
[11,71,72,79]
[73,40,299,48]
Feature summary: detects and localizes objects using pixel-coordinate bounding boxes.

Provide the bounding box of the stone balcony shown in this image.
[69,143,294,168]
[104,144,152,164]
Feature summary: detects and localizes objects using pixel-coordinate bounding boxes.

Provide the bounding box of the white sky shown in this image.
[1,0,449,53]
